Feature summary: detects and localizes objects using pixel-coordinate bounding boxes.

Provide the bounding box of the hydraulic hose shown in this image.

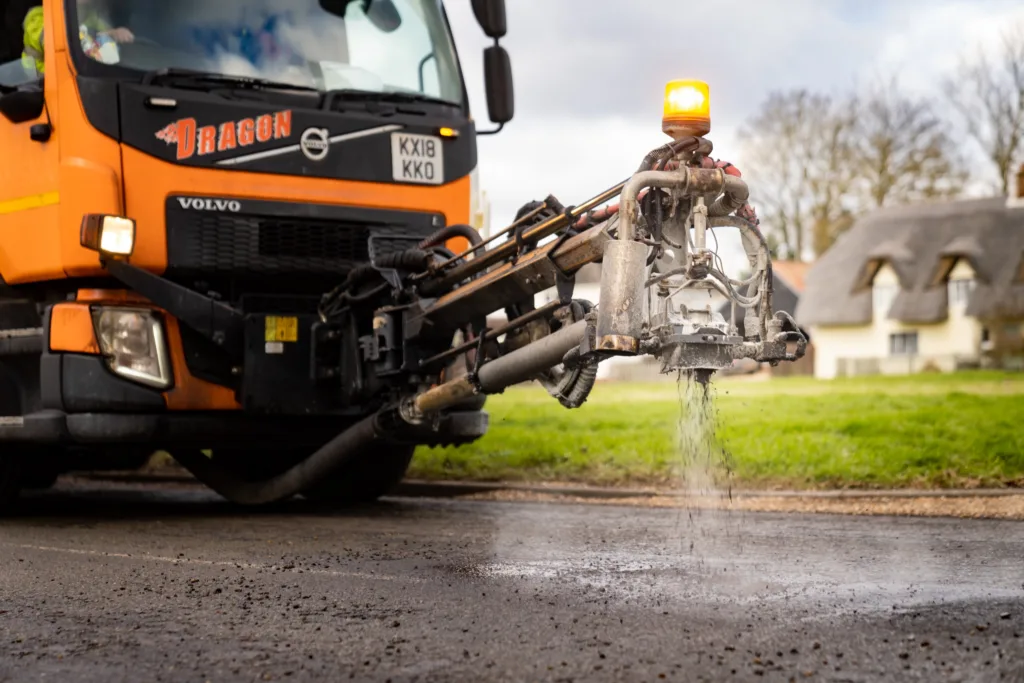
[171,411,392,505]
[536,302,599,409]
[538,348,599,409]
[419,224,483,250]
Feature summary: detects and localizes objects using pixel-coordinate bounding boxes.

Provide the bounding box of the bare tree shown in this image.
[857,79,967,208]
[944,23,1024,196]
[738,89,858,259]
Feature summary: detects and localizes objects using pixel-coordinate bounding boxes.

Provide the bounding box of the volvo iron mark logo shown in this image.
[176,197,242,212]
[300,127,330,161]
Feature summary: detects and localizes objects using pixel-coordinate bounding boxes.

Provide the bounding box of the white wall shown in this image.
[810,261,984,379]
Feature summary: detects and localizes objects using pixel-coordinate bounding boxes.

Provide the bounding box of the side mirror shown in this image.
[472,0,506,39]
[483,45,513,125]
[0,87,45,124]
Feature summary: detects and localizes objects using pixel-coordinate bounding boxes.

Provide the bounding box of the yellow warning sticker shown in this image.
[265,316,298,343]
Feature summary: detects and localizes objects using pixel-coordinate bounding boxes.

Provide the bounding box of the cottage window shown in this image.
[889,332,918,356]
[947,278,975,307]
[873,283,897,316]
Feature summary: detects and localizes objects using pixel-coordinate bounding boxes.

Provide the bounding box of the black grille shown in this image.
[167,213,374,275]
[257,218,369,261]
[165,199,440,284]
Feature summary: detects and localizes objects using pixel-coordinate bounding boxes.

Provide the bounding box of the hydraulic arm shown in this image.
[154,80,807,504]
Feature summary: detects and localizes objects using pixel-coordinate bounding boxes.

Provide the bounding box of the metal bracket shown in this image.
[104,259,244,354]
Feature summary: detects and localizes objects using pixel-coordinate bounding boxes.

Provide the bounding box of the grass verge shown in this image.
[408,371,1024,490]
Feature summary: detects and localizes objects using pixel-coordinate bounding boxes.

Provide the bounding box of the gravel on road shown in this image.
[0,481,1021,682]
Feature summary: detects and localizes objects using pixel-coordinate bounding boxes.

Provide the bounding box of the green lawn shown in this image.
[408,371,1024,490]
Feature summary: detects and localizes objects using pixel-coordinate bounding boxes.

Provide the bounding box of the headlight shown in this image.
[80,214,136,256]
[91,307,172,389]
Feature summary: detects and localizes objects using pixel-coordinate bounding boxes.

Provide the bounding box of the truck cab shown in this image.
[0,0,512,503]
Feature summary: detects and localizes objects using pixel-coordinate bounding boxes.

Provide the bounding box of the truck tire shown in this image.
[301,443,416,505]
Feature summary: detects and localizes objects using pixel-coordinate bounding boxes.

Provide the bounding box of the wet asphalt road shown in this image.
[1,482,1022,682]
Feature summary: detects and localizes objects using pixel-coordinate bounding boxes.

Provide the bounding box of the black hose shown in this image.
[418,224,483,250]
[320,246,434,320]
[171,411,393,505]
[376,248,431,271]
[637,136,699,172]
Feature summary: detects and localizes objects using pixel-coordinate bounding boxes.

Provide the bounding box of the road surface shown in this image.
[1,480,1022,682]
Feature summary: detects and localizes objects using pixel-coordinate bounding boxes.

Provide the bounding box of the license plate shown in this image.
[391,133,443,185]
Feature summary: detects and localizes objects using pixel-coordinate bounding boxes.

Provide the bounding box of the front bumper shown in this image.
[39,341,487,448]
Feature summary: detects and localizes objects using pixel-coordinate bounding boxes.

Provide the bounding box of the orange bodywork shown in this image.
[3,2,477,412]
[50,290,242,410]
[0,1,473,282]
[49,303,100,354]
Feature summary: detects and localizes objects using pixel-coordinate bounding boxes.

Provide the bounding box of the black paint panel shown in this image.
[61,355,166,413]
[76,76,121,140]
[117,84,477,184]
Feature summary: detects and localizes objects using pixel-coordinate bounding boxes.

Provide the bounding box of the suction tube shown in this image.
[172,411,392,506]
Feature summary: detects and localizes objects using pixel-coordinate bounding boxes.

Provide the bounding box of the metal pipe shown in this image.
[413,220,611,339]
[617,170,691,241]
[413,320,587,415]
[692,196,708,252]
[418,300,562,368]
[422,181,627,296]
[429,203,549,272]
[708,174,750,217]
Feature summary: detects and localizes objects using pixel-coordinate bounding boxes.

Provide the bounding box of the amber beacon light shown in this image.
[662,80,711,139]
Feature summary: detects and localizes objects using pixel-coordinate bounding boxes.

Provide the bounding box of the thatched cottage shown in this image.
[796,182,1024,379]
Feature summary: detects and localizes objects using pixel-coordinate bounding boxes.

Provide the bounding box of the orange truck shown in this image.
[0,0,512,504]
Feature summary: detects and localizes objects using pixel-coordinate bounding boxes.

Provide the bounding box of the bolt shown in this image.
[231,366,242,376]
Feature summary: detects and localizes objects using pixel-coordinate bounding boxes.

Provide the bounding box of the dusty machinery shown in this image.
[169,80,806,504]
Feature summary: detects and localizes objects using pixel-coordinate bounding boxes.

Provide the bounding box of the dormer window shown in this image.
[938,257,977,309]
[873,282,897,316]
[868,262,901,318]
[948,278,975,307]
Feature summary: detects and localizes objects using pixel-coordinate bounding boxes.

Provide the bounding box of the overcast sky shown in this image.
[444,0,1024,248]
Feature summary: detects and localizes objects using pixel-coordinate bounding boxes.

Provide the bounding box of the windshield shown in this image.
[69,0,465,104]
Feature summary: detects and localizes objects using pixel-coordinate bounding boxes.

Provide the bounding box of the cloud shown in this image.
[444,0,1024,232]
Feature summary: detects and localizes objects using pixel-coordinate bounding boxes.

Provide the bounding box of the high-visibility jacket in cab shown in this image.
[22,6,45,75]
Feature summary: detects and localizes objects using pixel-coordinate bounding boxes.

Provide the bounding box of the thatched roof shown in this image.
[796,197,1024,326]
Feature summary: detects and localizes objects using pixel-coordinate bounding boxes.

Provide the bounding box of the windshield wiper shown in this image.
[324,89,458,110]
[142,68,319,94]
